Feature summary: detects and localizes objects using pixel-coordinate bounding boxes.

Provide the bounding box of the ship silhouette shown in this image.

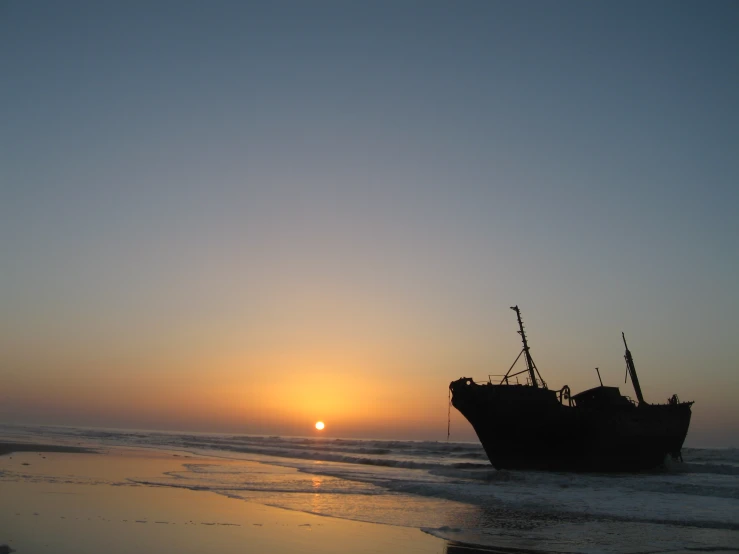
[450,306,693,472]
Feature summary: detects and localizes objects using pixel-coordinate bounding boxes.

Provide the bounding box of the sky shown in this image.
[1,1,738,446]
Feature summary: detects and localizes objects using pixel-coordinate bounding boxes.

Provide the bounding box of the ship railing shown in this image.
[489,371,530,386]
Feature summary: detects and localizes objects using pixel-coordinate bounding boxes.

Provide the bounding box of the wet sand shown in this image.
[0,442,95,456]
[0,447,454,554]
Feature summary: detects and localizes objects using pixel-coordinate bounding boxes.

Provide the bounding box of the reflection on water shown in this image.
[0,450,446,554]
[3,425,738,554]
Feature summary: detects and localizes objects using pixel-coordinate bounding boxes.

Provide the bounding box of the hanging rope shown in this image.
[447,387,451,441]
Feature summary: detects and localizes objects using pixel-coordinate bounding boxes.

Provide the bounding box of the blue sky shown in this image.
[1,1,738,444]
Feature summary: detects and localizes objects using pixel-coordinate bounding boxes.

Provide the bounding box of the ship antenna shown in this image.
[622,332,645,405]
[510,306,541,388]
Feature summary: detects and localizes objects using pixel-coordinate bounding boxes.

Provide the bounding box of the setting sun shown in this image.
[315,421,325,430]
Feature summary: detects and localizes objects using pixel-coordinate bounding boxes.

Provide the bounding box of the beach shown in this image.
[1,426,737,554]
[0,444,94,456]
[0,445,448,554]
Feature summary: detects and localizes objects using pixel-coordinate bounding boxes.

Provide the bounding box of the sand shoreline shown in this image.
[0,442,96,456]
[0,446,460,554]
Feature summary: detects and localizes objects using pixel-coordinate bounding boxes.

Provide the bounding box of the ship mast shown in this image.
[511,305,540,388]
[622,332,645,405]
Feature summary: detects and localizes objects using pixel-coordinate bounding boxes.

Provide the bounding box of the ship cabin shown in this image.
[571,386,635,410]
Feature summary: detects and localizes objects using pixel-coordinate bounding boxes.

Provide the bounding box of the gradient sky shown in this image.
[1,1,737,445]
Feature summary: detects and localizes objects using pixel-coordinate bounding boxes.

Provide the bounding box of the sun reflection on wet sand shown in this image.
[0,448,447,554]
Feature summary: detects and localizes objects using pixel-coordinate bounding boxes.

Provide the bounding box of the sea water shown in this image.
[2,424,737,553]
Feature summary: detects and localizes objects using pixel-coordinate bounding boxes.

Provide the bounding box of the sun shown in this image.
[315,421,325,430]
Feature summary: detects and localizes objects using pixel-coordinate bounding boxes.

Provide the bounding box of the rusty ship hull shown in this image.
[450,379,693,472]
[449,306,693,472]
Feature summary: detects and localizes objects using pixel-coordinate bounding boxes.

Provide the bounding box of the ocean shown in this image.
[2,424,737,553]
